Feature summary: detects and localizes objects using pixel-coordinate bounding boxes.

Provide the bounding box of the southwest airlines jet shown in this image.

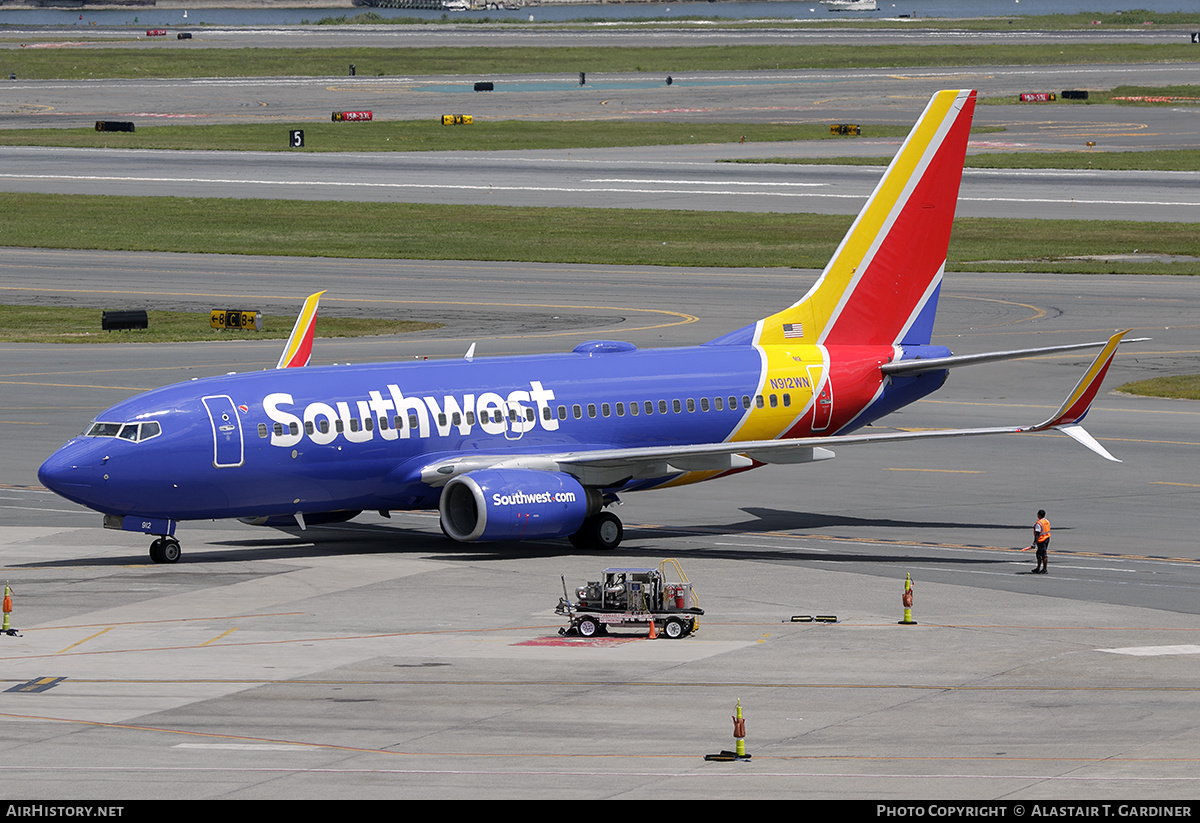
[39,90,1133,563]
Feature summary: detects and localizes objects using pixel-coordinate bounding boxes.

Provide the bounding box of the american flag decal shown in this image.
[782,323,803,338]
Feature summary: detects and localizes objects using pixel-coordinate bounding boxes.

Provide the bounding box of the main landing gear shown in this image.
[149,536,181,564]
[569,511,623,551]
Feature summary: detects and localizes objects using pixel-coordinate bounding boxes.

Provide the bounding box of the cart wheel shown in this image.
[663,617,685,639]
[577,617,599,638]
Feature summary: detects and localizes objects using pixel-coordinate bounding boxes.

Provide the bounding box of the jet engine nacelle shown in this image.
[439,469,602,542]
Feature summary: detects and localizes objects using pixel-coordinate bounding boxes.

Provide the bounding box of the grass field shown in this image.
[0,303,439,344]
[1116,375,1200,400]
[0,121,914,153]
[2,43,1198,81]
[1,192,1197,276]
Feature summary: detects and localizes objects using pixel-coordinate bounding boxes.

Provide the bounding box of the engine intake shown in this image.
[439,469,602,542]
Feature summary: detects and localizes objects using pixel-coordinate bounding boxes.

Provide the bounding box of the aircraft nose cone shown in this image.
[38,441,96,497]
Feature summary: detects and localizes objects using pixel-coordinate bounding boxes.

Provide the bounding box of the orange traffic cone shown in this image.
[648,619,658,639]
[2,582,13,635]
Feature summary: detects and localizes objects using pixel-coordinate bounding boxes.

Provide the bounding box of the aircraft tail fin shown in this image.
[276,291,325,369]
[753,89,976,349]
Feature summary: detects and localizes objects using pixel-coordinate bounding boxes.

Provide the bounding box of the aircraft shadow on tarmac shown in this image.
[14,504,1040,567]
[732,506,1021,535]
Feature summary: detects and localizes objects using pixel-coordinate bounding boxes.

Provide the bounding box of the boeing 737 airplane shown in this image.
[39,89,1135,563]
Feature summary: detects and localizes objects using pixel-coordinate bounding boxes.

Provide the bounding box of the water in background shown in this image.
[0,0,1192,28]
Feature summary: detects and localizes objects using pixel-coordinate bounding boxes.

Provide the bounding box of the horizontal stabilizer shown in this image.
[883,336,1149,377]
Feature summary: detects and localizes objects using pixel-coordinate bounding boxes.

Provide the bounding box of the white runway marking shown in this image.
[2,172,1197,210]
[1100,645,1200,656]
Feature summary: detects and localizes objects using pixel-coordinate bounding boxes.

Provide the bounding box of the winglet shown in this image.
[1021,329,1130,461]
[276,291,325,369]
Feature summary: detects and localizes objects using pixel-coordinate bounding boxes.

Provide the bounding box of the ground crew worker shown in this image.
[1031,509,1050,574]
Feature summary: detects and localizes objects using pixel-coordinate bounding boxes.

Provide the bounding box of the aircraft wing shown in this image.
[420,330,1131,487]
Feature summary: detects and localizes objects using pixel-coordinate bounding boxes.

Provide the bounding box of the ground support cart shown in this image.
[556,561,703,639]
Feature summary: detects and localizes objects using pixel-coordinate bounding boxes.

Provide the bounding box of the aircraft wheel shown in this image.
[663,617,686,639]
[161,538,181,563]
[150,537,181,564]
[570,511,623,551]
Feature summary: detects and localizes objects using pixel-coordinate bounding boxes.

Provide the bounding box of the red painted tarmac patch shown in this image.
[515,636,636,648]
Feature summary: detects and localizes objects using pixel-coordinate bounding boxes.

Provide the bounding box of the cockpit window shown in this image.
[85,421,162,442]
[86,422,122,437]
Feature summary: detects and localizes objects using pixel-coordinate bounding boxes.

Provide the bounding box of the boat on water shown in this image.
[821,0,878,11]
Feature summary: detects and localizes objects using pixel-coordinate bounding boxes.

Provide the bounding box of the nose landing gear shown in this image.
[149,536,181,564]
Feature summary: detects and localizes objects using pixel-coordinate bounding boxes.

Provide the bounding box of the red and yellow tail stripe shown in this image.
[755,89,977,350]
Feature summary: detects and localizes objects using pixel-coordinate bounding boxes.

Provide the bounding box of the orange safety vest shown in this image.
[1035,518,1050,544]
